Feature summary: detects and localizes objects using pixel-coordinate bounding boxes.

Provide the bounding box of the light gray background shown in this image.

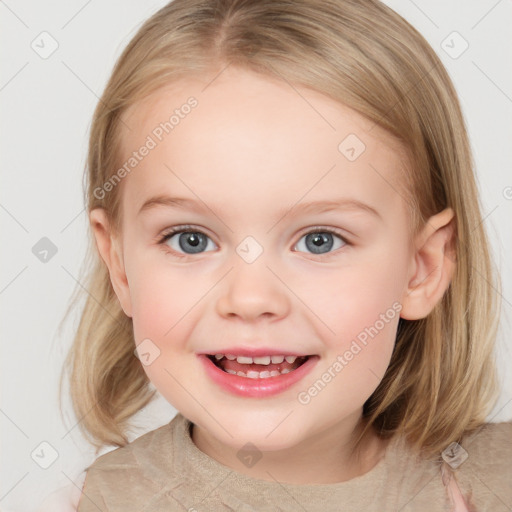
[1,1,511,510]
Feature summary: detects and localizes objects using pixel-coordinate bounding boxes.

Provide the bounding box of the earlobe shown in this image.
[400,208,456,320]
[89,208,133,317]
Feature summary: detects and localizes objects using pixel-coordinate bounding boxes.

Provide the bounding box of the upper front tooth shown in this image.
[253,356,271,365]
[214,354,224,360]
[226,354,297,364]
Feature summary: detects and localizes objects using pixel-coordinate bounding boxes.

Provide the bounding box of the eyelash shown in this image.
[156,224,351,259]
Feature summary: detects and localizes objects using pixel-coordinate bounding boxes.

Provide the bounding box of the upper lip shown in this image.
[198,347,314,357]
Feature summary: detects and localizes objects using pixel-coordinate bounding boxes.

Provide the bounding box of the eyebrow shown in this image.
[138,195,381,220]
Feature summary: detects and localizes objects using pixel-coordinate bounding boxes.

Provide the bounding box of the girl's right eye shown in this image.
[158,226,217,257]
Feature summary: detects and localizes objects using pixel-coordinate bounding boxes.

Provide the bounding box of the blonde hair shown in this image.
[61,0,501,458]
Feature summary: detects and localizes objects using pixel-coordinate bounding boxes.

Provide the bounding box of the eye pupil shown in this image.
[312,234,325,246]
[187,234,199,246]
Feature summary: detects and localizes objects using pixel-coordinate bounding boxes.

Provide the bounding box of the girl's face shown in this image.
[106,67,417,458]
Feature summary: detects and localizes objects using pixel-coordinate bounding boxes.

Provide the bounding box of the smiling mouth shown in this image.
[207,354,311,379]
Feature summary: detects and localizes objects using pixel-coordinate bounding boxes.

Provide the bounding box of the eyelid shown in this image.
[157,224,217,244]
[157,224,215,242]
[294,225,351,244]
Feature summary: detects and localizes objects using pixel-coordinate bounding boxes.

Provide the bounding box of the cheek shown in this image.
[126,250,203,337]
[295,246,406,397]
[299,292,400,414]
[126,259,202,404]
[301,250,407,341]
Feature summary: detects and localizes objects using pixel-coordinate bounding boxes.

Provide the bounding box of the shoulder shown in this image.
[85,430,156,471]
[78,415,186,511]
[85,416,179,472]
[459,421,512,468]
[455,421,512,510]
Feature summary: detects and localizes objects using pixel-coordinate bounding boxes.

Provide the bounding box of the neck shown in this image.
[191,413,388,485]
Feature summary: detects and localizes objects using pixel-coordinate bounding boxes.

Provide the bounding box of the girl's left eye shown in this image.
[293,229,348,255]
[157,226,349,257]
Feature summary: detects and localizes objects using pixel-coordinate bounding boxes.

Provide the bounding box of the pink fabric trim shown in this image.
[447,477,470,512]
[442,463,470,512]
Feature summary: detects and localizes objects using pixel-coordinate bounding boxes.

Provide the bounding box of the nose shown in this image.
[215,258,291,322]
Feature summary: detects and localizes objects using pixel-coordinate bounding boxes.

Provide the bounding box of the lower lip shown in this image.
[198,354,318,398]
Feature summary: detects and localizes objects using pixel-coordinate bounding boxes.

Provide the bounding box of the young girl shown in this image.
[63,0,511,510]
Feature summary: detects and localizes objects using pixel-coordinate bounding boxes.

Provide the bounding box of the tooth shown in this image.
[226,354,236,360]
[237,356,253,364]
[253,356,271,365]
[231,368,290,379]
[214,354,224,360]
[285,356,297,364]
[271,355,284,364]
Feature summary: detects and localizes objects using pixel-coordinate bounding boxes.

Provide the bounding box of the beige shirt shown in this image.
[78,413,511,511]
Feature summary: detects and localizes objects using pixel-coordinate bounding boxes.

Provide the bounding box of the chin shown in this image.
[200,411,308,451]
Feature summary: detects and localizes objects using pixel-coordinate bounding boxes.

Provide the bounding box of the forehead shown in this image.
[119,67,410,219]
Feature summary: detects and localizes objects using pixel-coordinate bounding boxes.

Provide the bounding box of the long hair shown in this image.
[60,0,500,458]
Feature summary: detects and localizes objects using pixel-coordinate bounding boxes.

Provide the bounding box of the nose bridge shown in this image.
[215,242,291,321]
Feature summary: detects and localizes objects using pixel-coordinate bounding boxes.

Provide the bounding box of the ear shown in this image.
[89,208,133,317]
[400,207,456,320]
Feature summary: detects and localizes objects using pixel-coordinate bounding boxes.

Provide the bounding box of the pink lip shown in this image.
[198,354,319,398]
[198,347,311,357]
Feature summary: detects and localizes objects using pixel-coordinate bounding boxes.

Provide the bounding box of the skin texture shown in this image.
[90,67,456,484]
